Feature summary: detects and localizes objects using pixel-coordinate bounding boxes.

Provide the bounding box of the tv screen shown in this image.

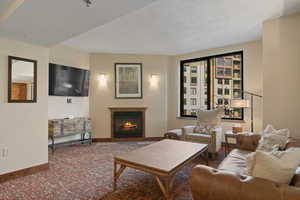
[49,63,90,96]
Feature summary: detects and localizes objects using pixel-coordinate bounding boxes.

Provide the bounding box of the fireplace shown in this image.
[109,107,146,139]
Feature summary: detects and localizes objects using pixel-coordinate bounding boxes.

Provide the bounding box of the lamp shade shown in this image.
[230,99,250,108]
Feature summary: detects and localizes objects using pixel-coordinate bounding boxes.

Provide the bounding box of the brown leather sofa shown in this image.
[191,135,300,200]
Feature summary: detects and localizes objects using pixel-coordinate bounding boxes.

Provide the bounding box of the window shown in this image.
[224,88,230,95]
[181,60,208,117]
[191,88,197,95]
[224,98,229,105]
[217,98,223,105]
[191,110,197,116]
[191,66,197,73]
[180,51,243,120]
[225,68,232,77]
[216,67,224,77]
[191,98,197,105]
[191,77,197,84]
[217,88,223,95]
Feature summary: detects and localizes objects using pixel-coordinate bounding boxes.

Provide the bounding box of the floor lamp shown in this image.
[230,91,263,133]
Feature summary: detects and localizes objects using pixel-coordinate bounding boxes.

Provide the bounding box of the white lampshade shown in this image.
[230,99,250,108]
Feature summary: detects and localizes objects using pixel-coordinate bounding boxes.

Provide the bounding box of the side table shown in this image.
[224,131,253,155]
[225,131,238,156]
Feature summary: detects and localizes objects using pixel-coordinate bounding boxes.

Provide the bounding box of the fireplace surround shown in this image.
[109,107,147,139]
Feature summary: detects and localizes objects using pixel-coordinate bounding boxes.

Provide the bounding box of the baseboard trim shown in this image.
[0,163,49,183]
[92,137,164,143]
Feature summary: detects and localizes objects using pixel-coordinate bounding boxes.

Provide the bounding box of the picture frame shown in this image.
[115,63,143,99]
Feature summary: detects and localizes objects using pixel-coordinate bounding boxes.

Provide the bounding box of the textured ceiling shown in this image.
[63,0,298,55]
[0,0,13,14]
[0,0,157,45]
[1,0,300,55]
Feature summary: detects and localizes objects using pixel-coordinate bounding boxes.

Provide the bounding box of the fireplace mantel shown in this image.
[108,107,148,111]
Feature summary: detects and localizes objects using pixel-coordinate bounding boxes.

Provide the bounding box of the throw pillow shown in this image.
[256,126,290,152]
[262,124,276,134]
[252,148,300,184]
[244,152,256,176]
[194,124,210,134]
[194,108,223,134]
[196,108,223,126]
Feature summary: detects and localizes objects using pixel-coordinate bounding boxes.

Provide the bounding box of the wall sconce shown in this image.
[98,73,108,87]
[150,74,159,88]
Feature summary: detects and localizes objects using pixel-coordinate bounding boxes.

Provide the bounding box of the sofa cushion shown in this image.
[218,149,250,175]
[252,148,300,184]
[257,125,290,152]
[194,125,214,134]
[236,134,261,151]
[194,108,223,134]
[185,133,212,143]
[196,108,222,125]
[244,152,256,175]
[262,124,276,134]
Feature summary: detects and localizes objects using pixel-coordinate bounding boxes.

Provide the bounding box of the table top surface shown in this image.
[114,139,207,173]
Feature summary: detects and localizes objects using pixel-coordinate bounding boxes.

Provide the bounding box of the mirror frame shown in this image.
[8,56,37,103]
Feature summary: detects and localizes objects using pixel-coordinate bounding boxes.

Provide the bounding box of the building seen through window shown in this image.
[180,51,243,120]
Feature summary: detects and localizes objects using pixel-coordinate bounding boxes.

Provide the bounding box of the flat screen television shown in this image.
[49,63,90,96]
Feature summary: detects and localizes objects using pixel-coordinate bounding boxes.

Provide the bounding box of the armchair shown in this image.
[182,125,222,156]
[181,109,223,158]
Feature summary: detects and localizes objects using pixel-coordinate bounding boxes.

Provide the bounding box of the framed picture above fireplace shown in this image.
[115,63,142,99]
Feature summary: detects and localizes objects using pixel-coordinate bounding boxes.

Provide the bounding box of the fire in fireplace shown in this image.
[120,121,138,131]
[112,111,144,138]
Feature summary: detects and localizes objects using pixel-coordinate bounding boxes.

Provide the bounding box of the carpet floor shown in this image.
[0,142,224,200]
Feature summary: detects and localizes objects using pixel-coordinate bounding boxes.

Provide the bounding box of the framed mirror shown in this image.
[8,56,37,103]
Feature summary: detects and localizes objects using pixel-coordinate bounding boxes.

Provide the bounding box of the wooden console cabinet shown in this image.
[48,117,92,152]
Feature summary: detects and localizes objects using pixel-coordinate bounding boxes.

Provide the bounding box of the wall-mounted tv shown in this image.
[49,63,90,97]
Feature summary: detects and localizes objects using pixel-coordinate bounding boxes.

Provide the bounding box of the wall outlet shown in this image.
[67,98,72,104]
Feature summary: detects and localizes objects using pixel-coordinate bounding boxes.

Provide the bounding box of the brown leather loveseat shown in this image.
[191,135,300,200]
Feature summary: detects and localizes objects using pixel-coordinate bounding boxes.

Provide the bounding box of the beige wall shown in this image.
[263,12,300,138]
[49,45,90,119]
[167,41,263,133]
[0,37,48,175]
[3,12,299,175]
[89,53,169,138]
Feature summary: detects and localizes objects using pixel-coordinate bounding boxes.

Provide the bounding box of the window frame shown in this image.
[180,51,244,120]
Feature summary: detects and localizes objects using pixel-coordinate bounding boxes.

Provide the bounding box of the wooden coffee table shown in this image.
[113,139,208,200]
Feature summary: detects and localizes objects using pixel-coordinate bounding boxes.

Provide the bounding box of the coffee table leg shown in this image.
[113,161,126,191]
[113,160,117,191]
[155,176,174,200]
